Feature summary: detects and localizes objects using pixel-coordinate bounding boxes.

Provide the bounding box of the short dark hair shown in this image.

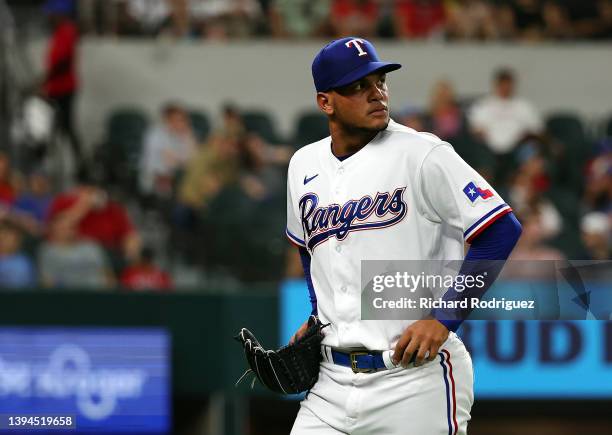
[0,220,21,236]
[162,102,186,117]
[494,67,515,82]
[222,102,240,117]
[141,246,155,262]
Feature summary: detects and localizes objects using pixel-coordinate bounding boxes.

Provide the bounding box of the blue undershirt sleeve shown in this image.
[435,212,523,332]
[298,247,318,316]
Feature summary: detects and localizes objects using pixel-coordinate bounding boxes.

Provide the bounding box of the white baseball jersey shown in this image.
[286,119,512,351]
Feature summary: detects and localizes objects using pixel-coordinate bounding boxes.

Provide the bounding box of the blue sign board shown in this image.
[0,327,171,433]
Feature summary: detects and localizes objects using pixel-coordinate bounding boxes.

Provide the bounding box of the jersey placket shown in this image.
[328,159,361,346]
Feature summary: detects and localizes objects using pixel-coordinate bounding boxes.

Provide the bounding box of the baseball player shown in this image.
[285,37,522,434]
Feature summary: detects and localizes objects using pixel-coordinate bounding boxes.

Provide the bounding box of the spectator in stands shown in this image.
[497,0,546,41]
[120,246,173,291]
[397,105,425,131]
[38,216,114,289]
[177,131,240,213]
[541,0,575,40]
[6,170,54,238]
[269,0,331,38]
[393,0,446,39]
[190,0,263,39]
[598,0,612,39]
[13,170,53,226]
[0,222,35,289]
[47,173,141,266]
[445,0,497,40]
[140,102,197,199]
[563,0,609,39]
[583,140,611,213]
[219,103,246,138]
[580,212,611,260]
[468,68,543,180]
[42,0,84,170]
[330,0,380,38]
[115,0,171,36]
[239,133,290,201]
[509,143,562,240]
[0,152,17,206]
[427,79,463,140]
[508,209,564,262]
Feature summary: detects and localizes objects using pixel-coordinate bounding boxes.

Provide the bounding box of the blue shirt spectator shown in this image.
[0,222,35,289]
[12,171,53,224]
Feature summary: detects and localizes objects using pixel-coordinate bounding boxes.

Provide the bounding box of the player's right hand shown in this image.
[289,319,310,344]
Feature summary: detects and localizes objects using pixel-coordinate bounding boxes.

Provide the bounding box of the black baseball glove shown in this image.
[234,315,328,394]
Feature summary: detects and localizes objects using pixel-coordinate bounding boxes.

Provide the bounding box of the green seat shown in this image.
[189,110,211,142]
[241,110,283,144]
[103,107,149,192]
[543,188,582,258]
[546,113,589,157]
[452,132,497,178]
[546,112,591,193]
[294,111,329,148]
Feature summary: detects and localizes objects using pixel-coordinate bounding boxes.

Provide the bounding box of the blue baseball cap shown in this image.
[312,37,402,92]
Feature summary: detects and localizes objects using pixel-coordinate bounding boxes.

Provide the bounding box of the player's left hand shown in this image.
[392,319,449,367]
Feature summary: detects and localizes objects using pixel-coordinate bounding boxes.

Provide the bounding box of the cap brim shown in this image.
[328,61,402,91]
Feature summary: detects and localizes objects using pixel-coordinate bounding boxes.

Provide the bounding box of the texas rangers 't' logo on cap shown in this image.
[311,37,402,92]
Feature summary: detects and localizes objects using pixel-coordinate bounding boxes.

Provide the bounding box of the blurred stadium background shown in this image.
[0,0,610,434]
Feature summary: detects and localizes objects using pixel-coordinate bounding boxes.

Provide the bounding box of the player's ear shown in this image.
[316,92,334,116]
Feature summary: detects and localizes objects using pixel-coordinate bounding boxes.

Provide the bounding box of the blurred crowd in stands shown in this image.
[7,0,612,41]
[2,64,611,290]
[0,0,610,291]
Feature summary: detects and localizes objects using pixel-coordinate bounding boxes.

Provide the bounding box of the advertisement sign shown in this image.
[0,327,170,433]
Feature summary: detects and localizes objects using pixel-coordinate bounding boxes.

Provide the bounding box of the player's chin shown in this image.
[365,113,389,131]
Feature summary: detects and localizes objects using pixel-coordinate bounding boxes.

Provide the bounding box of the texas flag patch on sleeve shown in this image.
[463,181,494,203]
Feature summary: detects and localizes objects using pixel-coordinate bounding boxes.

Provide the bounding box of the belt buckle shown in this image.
[350,351,371,373]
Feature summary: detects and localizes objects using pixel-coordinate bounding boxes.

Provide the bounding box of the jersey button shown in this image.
[341,285,347,292]
[335,246,342,253]
[338,168,345,175]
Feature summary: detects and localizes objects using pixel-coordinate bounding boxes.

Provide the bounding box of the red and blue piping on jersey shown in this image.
[439,349,458,435]
[464,204,512,243]
[286,227,306,248]
[298,187,408,251]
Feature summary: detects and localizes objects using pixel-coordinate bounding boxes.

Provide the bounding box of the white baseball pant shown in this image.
[291,333,474,435]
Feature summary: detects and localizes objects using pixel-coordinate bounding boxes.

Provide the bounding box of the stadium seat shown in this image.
[293,111,329,148]
[102,107,149,193]
[546,112,591,193]
[545,113,589,156]
[545,188,582,258]
[241,110,283,144]
[189,110,211,142]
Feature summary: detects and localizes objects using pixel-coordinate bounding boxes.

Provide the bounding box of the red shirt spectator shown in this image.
[0,184,15,206]
[0,152,15,206]
[121,266,173,291]
[47,190,135,252]
[331,0,380,37]
[394,0,446,39]
[44,18,78,97]
[120,247,173,292]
